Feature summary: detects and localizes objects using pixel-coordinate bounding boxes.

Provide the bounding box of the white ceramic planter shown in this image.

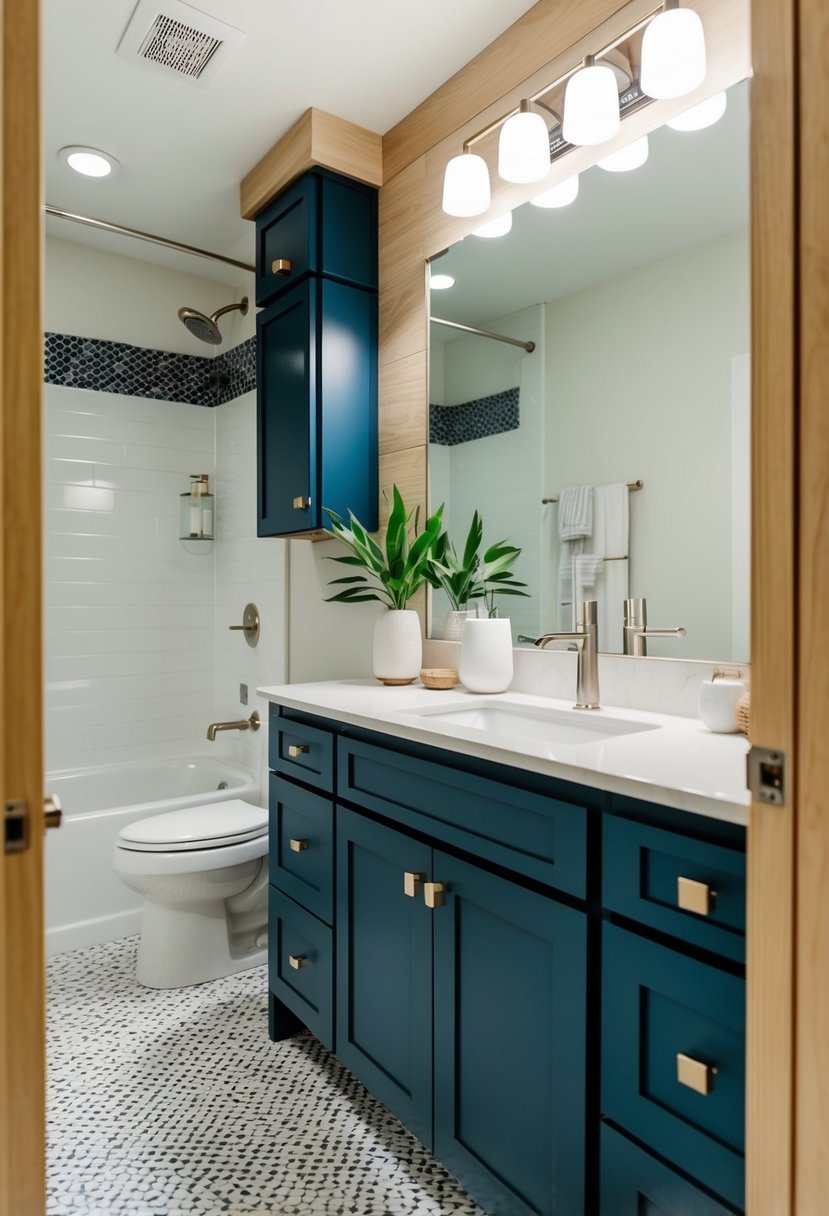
[373,609,422,685]
[459,617,514,693]
[443,608,476,642]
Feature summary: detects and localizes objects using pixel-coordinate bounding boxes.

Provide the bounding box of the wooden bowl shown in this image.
[420,668,459,690]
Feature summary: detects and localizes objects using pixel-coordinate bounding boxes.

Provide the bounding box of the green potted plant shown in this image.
[324,486,444,685]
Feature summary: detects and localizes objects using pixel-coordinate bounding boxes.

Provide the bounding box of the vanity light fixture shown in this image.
[640,0,707,100]
[58,145,121,178]
[498,101,550,184]
[441,150,491,217]
[439,3,707,216]
[667,90,727,131]
[430,273,455,290]
[562,56,621,147]
[530,174,580,208]
[598,135,649,172]
[471,212,513,238]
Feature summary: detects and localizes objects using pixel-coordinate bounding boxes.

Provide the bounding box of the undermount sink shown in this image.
[402,701,659,747]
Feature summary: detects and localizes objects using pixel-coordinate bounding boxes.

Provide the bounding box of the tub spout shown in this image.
[207,710,260,741]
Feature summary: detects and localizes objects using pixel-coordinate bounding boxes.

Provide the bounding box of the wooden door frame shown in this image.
[0,0,45,1213]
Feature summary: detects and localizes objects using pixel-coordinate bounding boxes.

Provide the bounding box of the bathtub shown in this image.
[45,756,259,956]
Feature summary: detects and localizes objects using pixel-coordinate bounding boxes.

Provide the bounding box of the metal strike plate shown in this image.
[4,799,28,854]
[676,1052,717,1095]
[289,838,309,853]
[677,876,715,917]
[287,744,309,758]
[747,746,785,806]
[272,258,293,276]
[288,954,307,970]
[403,871,424,898]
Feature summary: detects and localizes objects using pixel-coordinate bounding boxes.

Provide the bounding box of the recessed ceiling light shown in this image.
[430,273,455,290]
[667,91,728,132]
[58,146,121,178]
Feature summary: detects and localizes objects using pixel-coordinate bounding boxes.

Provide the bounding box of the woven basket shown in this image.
[735,691,751,736]
[420,668,459,690]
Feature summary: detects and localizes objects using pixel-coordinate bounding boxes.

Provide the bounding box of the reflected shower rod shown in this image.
[542,480,643,504]
[44,205,255,273]
[430,316,536,353]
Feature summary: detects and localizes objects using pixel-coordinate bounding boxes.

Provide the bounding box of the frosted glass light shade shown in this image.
[598,135,649,172]
[429,273,455,290]
[472,212,513,238]
[640,7,707,100]
[530,174,580,208]
[667,90,727,131]
[442,152,491,217]
[563,64,620,146]
[498,110,550,183]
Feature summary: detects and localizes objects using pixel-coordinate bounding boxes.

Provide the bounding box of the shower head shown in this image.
[178,296,249,345]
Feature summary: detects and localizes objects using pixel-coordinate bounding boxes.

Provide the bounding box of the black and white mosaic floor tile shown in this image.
[47,938,485,1216]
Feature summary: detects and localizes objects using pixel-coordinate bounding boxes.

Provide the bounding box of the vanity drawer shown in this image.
[600,1126,741,1215]
[338,737,587,897]
[270,713,334,793]
[268,886,333,1049]
[603,815,746,963]
[269,775,334,924]
[601,923,745,1211]
[256,170,377,307]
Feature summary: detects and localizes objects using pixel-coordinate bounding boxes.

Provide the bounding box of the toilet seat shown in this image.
[116,798,267,853]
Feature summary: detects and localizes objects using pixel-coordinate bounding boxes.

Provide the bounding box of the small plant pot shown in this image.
[443,609,477,642]
[373,609,422,685]
[459,617,513,693]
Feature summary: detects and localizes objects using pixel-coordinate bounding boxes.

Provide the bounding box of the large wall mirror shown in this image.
[428,79,749,662]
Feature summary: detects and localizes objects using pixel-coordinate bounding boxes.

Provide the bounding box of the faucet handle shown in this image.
[624,597,646,626]
[577,600,598,628]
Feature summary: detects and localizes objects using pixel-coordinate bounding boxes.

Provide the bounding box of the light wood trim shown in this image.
[241,107,383,220]
[745,0,797,1210]
[0,0,45,1211]
[795,0,829,1207]
[378,353,428,455]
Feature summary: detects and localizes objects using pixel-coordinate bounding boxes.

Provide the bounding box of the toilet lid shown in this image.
[117,799,268,852]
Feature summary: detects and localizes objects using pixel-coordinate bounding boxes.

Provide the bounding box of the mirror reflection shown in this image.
[428,81,749,661]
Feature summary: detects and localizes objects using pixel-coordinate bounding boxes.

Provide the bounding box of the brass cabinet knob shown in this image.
[288,954,307,970]
[272,258,293,276]
[44,794,63,831]
[289,838,309,853]
[424,881,448,909]
[292,496,311,510]
[677,876,716,916]
[403,871,424,898]
[287,744,310,757]
[676,1052,717,1095]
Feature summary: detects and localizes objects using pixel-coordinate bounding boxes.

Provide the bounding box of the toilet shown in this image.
[113,798,269,990]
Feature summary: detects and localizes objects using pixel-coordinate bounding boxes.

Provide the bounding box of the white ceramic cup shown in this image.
[698,678,746,733]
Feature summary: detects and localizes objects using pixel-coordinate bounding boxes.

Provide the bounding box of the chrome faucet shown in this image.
[623,597,686,657]
[206,710,261,741]
[534,600,600,710]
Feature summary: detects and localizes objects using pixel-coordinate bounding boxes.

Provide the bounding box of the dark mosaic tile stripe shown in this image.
[44,333,256,408]
[430,386,520,447]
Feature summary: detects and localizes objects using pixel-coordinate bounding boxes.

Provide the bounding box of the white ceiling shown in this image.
[43,0,540,277]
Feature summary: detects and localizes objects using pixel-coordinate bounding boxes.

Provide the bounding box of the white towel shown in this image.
[558,485,593,541]
[591,484,630,652]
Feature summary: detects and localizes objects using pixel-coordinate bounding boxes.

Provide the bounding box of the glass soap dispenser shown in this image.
[180,473,214,541]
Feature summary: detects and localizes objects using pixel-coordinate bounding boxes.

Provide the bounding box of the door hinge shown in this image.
[4,799,29,854]
[747,746,785,807]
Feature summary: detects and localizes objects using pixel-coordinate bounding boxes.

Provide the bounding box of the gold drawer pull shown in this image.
[403,871,424,898]
[424,881,448,909]
[676,1052,717,1095]
[288,954,307,970]
[292,495,311,510]
[272,258,293,276]
[287,744,309,757]
[677,876,716,916]
[289,838,309,853]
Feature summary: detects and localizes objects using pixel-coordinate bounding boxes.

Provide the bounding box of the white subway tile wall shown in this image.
[44,385,217,772]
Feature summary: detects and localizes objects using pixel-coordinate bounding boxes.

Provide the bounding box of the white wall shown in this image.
[544,229,749,660]
[429,305,545,642]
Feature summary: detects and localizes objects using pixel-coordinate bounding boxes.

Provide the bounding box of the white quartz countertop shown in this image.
[257,680,751,826]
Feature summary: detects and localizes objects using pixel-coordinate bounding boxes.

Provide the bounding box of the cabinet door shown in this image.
[257,279,316,536]
[433,852,587,1216]
[335,807,433,1147]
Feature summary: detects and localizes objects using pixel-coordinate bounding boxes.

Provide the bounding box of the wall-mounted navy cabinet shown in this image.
[255,168,378,538]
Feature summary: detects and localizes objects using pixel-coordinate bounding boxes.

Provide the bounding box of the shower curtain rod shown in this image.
[430,316,536,353]
[44,205,256,274]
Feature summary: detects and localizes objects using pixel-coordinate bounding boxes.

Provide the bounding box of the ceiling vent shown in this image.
[117,0,245,87]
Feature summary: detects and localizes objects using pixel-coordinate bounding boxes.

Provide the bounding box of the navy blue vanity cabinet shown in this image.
[600,804,747,1214]
[255,168,378,538]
